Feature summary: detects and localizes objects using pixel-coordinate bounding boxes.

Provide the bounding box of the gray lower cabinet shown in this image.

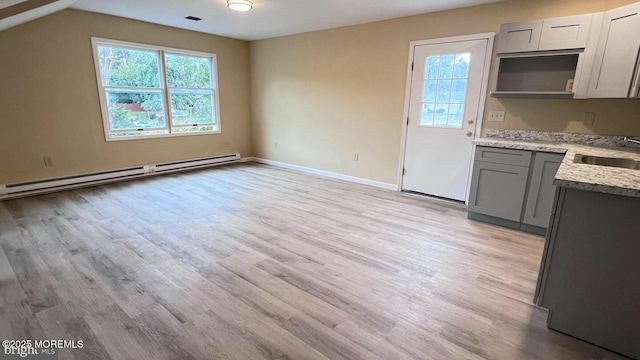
[468,146,564,234]
[536,187,640,359]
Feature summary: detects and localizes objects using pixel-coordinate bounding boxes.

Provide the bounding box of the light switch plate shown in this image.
[488,111,505,122]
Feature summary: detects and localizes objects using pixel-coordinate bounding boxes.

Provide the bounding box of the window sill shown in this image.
[105,129,221,142]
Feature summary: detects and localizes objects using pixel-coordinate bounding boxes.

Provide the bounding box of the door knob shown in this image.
[466,131,473,137]
[468,119,474,124]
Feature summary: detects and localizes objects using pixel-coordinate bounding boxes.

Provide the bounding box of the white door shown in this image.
[402,38,490,201]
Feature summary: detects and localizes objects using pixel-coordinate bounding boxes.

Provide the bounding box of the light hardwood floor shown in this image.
[0,163,630,360]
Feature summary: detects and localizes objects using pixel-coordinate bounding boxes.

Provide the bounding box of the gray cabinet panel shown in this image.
[497,20,542,53]
[474,146,532,166]
[539,188,640,359]
[522,153,564,228]
[468,162,530,222]
[588,2,640,98]
[538,14,593,51]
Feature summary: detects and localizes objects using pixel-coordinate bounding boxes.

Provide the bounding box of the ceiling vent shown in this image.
[185,16,202,21]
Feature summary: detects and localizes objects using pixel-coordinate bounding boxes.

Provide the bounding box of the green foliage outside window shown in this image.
[96,41,218,138]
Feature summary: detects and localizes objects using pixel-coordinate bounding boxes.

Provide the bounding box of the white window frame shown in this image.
[91,37,222,142]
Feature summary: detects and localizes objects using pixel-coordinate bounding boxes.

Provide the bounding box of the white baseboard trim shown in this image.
[240,157,256,163]
[250,157,397,191]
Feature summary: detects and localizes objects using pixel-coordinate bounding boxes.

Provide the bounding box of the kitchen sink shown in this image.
[574,154,640,170]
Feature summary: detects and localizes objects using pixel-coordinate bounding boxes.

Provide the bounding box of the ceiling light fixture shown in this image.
[227,0,253,12]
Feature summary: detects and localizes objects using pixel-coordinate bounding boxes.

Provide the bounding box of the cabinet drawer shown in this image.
[475,146,532,167]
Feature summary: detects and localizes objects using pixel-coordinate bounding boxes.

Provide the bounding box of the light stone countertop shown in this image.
[474,138,640,198]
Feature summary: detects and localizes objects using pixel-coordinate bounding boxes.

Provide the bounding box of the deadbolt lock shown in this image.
[468,119,474,124]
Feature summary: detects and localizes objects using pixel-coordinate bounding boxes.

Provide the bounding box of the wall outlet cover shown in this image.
[488,111,505,122]
[566,79,575,92]
[584,112,596,125]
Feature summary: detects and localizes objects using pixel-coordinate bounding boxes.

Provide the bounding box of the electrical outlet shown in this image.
[353,153,359,161]
[274,141,278,148]
[488,111,505,122]
[224,140,231,148]
[584,112,596,125]
[43,156,53,167]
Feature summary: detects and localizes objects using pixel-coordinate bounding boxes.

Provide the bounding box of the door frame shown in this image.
[396,33,495,204]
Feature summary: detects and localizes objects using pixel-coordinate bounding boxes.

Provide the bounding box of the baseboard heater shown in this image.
[0,153,240,200]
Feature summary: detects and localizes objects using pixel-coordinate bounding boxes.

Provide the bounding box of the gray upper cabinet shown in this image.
[495,2,640,99]
[497,15,593,54]
[588,2,640,98]
[493,14,598,98]
[497,20,543,53]
[538,14,594,51]
[522,153,564,228]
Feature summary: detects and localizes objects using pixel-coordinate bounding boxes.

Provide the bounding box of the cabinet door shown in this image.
[497,20,543,53]
[522,153,564,228]
[588,2,640,98]
[468,161,530,222]
[539,14,593,51]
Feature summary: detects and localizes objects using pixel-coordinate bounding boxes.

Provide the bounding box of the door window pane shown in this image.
[448,103,464,128]
[425,56,440,79]
[422,80,437,102]
[453,54,470,79]
[420,103,435,126]
[436,80,451,102]
[438,54,455,78]
[419,52,471,129]
[434,103,449,126]
[451,79,467,103]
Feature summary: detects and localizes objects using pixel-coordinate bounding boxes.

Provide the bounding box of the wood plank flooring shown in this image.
[0,163,630,359]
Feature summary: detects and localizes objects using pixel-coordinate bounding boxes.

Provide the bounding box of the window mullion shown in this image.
[159,49,173,133]
[103,86,163,93]
[169,87,215,92]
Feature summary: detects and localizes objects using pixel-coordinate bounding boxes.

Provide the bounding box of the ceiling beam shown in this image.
[0,0,77,31]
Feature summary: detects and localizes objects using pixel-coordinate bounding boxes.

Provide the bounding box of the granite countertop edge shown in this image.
[474,138,640,198]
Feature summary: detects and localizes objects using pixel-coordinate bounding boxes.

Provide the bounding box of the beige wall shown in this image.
[0,9,251,184]
[250,0,640,185]
[3,2,640,186]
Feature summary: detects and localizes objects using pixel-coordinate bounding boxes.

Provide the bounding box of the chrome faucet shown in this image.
[624,137,640,146]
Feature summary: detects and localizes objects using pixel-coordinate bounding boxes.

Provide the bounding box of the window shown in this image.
[420,53,470,129]
[91,38,220,141]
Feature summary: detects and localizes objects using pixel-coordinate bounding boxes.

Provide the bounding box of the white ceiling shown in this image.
[71,0,504,41]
